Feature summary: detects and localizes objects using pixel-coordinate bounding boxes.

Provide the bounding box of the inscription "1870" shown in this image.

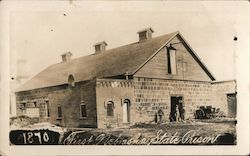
[10,130,61,145]
[22,131,49,144]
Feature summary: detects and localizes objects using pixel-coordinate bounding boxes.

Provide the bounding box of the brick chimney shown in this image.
[61,52,72,62]
[94,41,108,53]
[137,27,154,42]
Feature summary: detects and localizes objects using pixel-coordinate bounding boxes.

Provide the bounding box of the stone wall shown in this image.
[133,78,237,123]
[94,78,236,128]
[95,79,134,128]
[133,77,214,123]
[16,86,58,122]
[211,80,237,115]
[16,78,237,129]
[16,80,97,128]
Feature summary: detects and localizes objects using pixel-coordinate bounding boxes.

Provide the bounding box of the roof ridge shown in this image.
[53,31,179,65]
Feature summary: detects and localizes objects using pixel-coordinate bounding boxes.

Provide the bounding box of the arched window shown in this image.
[68,74,75,87]
[123,99,131,123]
[107,101,114,116]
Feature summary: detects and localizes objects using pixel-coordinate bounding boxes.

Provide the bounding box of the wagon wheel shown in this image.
[218,111,226,117]
[194,109,204,119]
[206,113,212,119]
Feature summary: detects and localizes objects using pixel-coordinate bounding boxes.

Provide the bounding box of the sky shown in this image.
[8,1,249,87]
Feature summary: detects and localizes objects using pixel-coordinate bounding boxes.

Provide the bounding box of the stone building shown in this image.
[15,28,237,128]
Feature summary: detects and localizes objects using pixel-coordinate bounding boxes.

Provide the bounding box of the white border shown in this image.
[0,1,249,155]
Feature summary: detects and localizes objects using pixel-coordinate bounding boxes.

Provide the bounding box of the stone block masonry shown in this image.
[96,79,134,128]
[16,77,236,129]
[211,80,237,116]
[16,80,97,128]
[133,77,225,123]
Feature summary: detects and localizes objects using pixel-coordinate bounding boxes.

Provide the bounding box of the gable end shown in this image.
[176,33,215,81]
[132,32,215,81]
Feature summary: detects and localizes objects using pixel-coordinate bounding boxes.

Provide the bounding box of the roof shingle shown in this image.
[17,32,178,91]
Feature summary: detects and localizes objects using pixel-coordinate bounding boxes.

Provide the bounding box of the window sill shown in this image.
[166,73,177,76]
[56,118,62,120]
[80,117,87,120]
[107,115,114,117]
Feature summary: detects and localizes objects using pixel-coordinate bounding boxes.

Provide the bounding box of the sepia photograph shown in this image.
[0,0,249,155]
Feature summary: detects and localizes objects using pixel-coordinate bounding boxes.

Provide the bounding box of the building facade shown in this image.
[15,28,237,128]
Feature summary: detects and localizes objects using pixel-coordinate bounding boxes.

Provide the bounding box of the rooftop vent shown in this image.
[94,41,108,53]
[61,52,72,62]
[137,27,154,42]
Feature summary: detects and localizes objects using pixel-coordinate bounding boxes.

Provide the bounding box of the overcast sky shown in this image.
[9,1,248,86]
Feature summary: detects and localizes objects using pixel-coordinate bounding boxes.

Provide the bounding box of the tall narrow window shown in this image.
[183,62,187,72]
[46,101,50,117]
[80,102,87,118]
[107,101,114,116]
[167,46,177,75]
[68,74,75,87]
[58,105,62,118]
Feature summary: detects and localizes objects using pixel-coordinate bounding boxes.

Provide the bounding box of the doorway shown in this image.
[227,93,237,118]
[170,96,184,122]
[123,99,131,123]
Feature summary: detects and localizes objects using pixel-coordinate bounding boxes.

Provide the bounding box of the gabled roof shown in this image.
[17,31,215,92]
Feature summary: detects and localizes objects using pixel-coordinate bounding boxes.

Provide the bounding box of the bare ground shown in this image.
[64,119,236,145]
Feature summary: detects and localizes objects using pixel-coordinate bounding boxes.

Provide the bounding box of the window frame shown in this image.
[45,101,50,118]
[107,101,114,117]
[183,62,187,72]
[166,46,177,75]
[57,105,62,119]
[68,74,75,87]
[80,102,87,119]
[95,45,101,52]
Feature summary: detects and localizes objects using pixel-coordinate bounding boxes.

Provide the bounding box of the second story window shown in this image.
[68,74,75,87]
[183,62,187,72]
[166,46,177,75]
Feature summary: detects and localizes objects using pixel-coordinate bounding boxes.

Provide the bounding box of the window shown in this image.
[46,101,50,117]
[139,32,147,40]
[68,74,75,87]
[21,103,26,108]
[80,103,87,118]
[95,45,101,52]
[107,101,114,116]
[34,102,37,107]
[166,46,177,75]
[183,62,187,72]
[58,105,62,118]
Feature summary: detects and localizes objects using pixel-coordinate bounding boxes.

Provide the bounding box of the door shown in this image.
[170,96,183,122]
[123,99,130,123]
[227,93,237,118]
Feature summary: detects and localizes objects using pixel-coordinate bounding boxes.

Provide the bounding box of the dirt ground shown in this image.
[63,119,236,145]
[95,120,236,138]
[10,117,236,145]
